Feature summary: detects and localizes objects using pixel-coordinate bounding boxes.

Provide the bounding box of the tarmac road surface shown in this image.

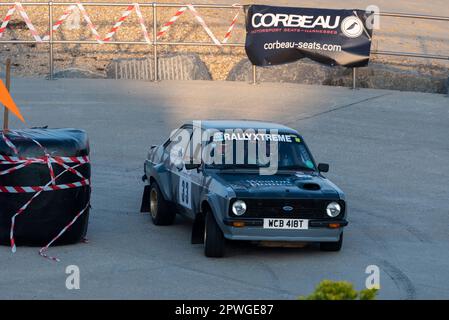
[0,78,448,299]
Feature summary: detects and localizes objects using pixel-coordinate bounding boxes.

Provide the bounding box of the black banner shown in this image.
[245,5,374,68]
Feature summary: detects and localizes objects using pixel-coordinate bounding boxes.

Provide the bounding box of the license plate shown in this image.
[263,218,308,230]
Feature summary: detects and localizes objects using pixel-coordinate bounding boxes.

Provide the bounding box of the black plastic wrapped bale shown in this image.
[0,129,90,246]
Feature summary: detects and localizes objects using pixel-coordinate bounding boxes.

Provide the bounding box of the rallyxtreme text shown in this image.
[167,121,286,175]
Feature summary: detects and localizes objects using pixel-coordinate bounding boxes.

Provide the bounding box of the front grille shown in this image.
[231,198,345,219]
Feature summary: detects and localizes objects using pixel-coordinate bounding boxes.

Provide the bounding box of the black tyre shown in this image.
[149,182,176,226]
[204,210,225,258]
[320,232,343,252]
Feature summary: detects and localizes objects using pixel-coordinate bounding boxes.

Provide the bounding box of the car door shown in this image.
[157,126,191,203]
[181,129,207,219]
[168,125,194,216]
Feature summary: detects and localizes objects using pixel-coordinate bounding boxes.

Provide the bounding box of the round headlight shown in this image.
[232,200,247,216]
[326,202,341,217]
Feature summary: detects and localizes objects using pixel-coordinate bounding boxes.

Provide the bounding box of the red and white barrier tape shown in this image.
[156,6,187,39]
[9,162,86,253]
[103,4,135,42]
[0,178,90,193]
[1,131,19,154]
[0,5,15,39]
[42,5,77,41]
[1,131,91,261]
[15,3,42,42]
[0,155,89,164]
[103,3,151,44]
[39,202,90,262]
[76,2,104,44]
[12,130,58,184]
[134,3,151,44]
[0,3,43,42]
[186,4,221,46]
[0,160,85,180]
[0,159,35,176]
[157,4,240,44]
[1,2,241,45]
[222,11,239,44]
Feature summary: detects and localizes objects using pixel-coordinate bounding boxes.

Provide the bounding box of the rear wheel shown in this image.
[320,232,343,252]
[204,210,225,258]
[149,182,175,226]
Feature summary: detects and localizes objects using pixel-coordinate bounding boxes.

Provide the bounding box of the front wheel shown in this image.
[320,232,343,252]
[149,182,176,226]
[204,210,225,258]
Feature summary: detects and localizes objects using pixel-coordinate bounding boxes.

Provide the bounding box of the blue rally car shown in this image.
[141,120,347,257]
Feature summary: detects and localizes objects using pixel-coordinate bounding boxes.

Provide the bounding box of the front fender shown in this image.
[202,193,230,233]
[145,160,172,202]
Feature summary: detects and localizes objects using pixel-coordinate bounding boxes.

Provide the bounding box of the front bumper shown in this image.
[222,218,348,242]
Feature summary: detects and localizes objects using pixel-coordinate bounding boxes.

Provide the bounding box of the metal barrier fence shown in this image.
[0,2,448,88]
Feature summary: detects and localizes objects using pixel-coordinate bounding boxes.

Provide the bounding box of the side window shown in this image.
[185,127,203,165]
[163,126,193,167]
[297,144,314,167]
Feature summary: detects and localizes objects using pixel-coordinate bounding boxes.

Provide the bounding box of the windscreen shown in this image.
[202,130,316,171]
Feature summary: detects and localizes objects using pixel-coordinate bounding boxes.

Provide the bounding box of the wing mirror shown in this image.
[318,163,329,173]
[185,163,201,171]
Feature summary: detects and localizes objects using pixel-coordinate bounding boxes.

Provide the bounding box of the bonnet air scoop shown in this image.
[296,181,321,191]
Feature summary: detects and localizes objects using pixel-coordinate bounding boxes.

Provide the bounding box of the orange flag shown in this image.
[0,79,25,123]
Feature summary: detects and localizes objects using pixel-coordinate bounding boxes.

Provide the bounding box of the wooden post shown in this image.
[2,58,11,130]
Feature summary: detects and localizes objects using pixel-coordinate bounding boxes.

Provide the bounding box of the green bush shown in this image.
[299,280,378,300]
